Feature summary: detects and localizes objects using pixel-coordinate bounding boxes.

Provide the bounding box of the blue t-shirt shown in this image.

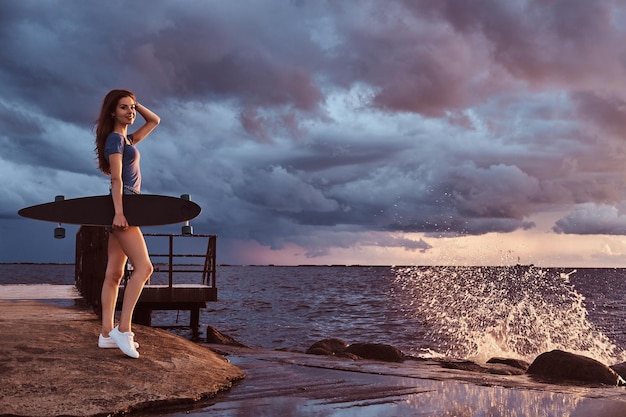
[104,132,141,193]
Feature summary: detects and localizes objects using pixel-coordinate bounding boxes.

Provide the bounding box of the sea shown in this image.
[6,263,626,416]
[2,263,625,366]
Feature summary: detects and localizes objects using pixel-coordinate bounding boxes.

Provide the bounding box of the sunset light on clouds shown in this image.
[2,0,626,266]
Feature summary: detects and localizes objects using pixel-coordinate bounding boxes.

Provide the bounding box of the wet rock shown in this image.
[336,351,362,360]
[440,359,527,376]
[306,338,360,359]
[527,350,624,386]
[306,338,348,356]
[487,357,530,371]
[345,343,405,363]
[610,362,626,380]
[306,339,404,362]
[440,360,485,373]
[206,326,247,347]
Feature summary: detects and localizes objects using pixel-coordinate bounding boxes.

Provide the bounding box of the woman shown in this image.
[94,89,160,358]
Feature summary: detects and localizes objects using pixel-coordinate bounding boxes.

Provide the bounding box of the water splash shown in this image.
[392,265,626,364]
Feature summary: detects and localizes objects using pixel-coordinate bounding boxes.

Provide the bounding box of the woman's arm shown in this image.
[108,153,128,229]
[130,102,160,144]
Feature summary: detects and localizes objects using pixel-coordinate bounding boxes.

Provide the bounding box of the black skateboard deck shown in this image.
[18,194,201,227]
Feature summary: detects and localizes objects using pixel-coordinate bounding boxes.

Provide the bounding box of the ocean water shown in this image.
[2,263,626,366]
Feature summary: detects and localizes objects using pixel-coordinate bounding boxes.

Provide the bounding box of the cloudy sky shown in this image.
[2,0,626,266]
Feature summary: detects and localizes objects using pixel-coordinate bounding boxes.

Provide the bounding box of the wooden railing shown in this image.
[75,227,217,338]
[142,233,216,288]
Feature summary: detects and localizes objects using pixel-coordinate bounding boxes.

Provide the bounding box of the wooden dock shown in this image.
[118,283,217,337]
[74,227,217,338]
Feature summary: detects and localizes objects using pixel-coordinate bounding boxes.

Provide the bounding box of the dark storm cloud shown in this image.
[417,0,621,86]
[2,0,626,262]
[572,92,626,138]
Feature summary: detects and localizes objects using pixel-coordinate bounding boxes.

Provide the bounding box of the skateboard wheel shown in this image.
[182,225,193,236]
[180,194,191,201]
[55,195,65,202]
[54,227,66,239]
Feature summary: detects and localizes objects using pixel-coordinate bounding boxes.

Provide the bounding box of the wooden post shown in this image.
[74,226,108,315]
[133,306,152,326]
[191,306,200,340]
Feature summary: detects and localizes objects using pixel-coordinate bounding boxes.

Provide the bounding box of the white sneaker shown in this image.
[109,326,140,359]
[98,334,139,349]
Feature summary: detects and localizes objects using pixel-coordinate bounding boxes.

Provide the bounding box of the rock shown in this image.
[206,326,247,347]
[610,362,626,380]
[0,301,244,417]
[440,360,487,373]
[306,346,330,355]
[487,357,530,371]
[527,350,624,386]
[441,359,527,376]
[345,343,405,363]
[306,338,348,356]
[306,339,404,362]
[336,351,362,360]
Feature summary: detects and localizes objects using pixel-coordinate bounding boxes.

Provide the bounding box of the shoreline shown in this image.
[201,345,626,416]
[3,287,626,416]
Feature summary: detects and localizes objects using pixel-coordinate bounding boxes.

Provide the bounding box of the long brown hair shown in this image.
[95,89,136,174]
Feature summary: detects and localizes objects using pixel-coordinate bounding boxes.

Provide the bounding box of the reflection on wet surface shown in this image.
[145,347,626,417]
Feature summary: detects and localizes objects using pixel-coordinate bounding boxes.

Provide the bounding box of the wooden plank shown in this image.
[0,284,81,300]
[119,284,217,303]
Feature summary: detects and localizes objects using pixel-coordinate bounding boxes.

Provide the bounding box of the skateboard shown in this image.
[18,194,201,238]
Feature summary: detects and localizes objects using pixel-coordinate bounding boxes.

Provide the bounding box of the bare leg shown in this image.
[101,233,127,337]
[110,226,153,333]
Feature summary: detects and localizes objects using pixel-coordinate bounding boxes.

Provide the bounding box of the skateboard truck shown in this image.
[54,195,66,239]
[180,194,193,236]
